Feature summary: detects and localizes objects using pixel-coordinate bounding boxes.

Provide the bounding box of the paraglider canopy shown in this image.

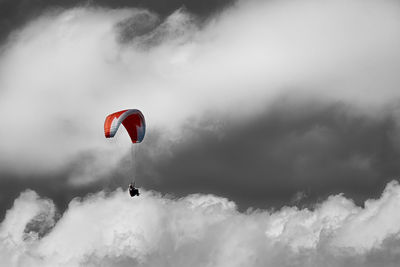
[104,109,146,143]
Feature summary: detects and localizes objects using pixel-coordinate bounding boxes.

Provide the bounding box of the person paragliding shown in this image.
[129,182,140,197]
[104,109,145,197]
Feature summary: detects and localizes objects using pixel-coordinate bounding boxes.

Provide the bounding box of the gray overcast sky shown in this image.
[0,0,233,42]
[1,0,400,215]
[2,1,400,265]
[0,0,234,217]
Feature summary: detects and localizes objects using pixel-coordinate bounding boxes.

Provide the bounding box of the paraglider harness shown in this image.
[129,182,139,197]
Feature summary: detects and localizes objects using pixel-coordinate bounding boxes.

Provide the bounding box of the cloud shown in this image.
[1,0,400,174]
[2,2,400,265]
[0,6,209,178]
[1,180,400,266]
[2,0,400,210]
[0,0,233,42]
[133,99,400,209]
[1,98,398,218]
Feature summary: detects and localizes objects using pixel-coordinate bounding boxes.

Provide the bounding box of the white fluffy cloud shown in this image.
[1,0,400,181]
[1,181,400,266]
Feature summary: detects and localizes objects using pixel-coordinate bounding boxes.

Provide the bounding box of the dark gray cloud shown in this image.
[2,96,399,218]
[133,97,400,210]
[0,0,233,43]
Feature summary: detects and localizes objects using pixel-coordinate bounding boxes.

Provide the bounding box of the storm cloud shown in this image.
[134,98,400,209]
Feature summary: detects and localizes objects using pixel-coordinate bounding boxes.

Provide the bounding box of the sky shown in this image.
[2,0,400,266]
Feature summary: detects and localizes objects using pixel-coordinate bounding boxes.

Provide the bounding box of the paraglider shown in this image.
[104,109,145,197]
[129,182,140,197]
